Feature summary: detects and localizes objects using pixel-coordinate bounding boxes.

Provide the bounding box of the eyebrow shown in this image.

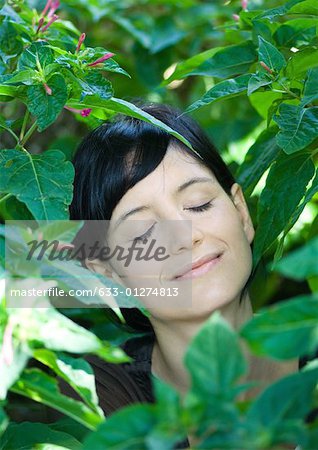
[114,176,215,228]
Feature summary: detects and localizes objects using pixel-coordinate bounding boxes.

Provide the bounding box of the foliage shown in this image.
[0,0,317,449]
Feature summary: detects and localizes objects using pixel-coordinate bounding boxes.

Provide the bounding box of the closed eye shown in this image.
[186,200,213,212]
[133,223,156,243]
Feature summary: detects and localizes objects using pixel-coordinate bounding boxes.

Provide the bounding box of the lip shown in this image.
[172,252,223,281]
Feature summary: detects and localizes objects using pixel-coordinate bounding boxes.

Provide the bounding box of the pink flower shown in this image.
[47,0,60,18]
[43,83,52,95]
[87,52,115,67]
[260,61,273,74]
[76,33,86,53]
[241,0,248,10]
[232,14,240,21]
[41,14,59,32]
[41,0,53,17]
[64,106,92,117]
[1,321,14,366]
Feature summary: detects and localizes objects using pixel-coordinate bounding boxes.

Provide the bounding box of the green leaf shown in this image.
[247,73,272,96]
[240,294,318,359]
[33,349,103,416]
[0,340,30,400]
[274,104,318,154]
[78,72,113,101]
[258,36,286,73]
[301,68,318,105]
[0,407,8,438]
[255,0,306,19]
[0,422,82,450]
[286,48,318,79]
[11,368,103,430]
[0,19,23,56]
[247,364,318,425]
[161,47,221,86]
[236,127,281,196]
[149,16,186,54]
[0,149,74,221]
[185,74,251,113]
[289,0,318,14]
[253,151,315,265]
[18,41,54,71]
[83,403,157,450]
[4,69,35,85]
[70,97,195,152]
[273,20,317,48]
[188,41,257,79]
[27,74,67,131]
[271,236,318,280]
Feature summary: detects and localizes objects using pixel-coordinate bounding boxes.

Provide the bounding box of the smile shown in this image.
[174,253,222,281]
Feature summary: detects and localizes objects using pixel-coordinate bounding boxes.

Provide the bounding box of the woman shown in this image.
[69,103,298,448]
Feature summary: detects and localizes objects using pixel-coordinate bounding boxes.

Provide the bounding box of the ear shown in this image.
[230,183,255,244]
[84,258,126,287]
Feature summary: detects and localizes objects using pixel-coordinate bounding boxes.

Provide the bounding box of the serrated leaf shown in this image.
[186,74,251,113]
[0,149,74,220]
[27,73,67,130]
[240,294,318,359]
[258,36,286,73]
[274,104,318,154]
[253,152,315,264]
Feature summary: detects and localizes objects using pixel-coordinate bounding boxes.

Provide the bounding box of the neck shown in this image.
[150,292,253,395]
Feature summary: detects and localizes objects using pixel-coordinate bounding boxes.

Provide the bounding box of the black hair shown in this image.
[69,103,255,333]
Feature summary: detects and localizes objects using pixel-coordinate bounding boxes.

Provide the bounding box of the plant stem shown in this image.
[20,110,30,141]
[1,126,19,144]
[20,121,38,147]
[0,193,13,204]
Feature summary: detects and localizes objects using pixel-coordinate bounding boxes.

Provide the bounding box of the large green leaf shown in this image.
[240,294,318,359]
[18,41,54,71]
[0,148,74,220]
[0,340,30,400]
[247,364,318,426]
[271,236,318,281]
[274,104,318,154]
[0,422,82,450]
[68,97,195,152]
[11,368,103,430]
[77,72,113,101]
[255,0,307,19]
[286,48,318,79]
[185,74,251,113]
[83,403,157,450]
[253,151,315,265]
[27,74,68,131]
[187,41,257,79]
[33,349,103,416]
[289,0,318,14]
[258,36,286,73]
[301,68,318,105]
[236,127,281,196]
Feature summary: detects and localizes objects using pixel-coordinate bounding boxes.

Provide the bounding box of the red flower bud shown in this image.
[76,33,86,53]
[241,0,248,10]
[41,0,53,17]
[36,17,45,33]
[64,106,92,117]
[43,83,52,95]
[47,0,60,18]
[41,14,59,32]
[87,52,115,67]
[260,61,273,74]
[232,14,240,21]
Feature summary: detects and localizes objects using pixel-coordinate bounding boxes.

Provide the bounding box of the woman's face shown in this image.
[104,143,255,322]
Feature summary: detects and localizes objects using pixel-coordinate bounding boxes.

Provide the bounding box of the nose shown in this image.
[168,219,203,255]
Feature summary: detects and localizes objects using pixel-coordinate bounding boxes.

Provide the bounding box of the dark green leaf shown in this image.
[253,151,315,264]
[274,104,318,154]
[78,72,113,101]
[301,68,318,105]
[258,36,286,73]
[0,149,74,220]
[240,294,318,359]
[236,127,281,196]
[150,17,186,54]
[27,73,67,130]
[247,73,272,95]
[18,41,54,71]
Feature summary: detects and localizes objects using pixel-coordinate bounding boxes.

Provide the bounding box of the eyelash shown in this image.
[133,200,213,243]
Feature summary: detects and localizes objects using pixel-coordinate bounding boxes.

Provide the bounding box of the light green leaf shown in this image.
[255,0,306,19]
[236,127,281,196]
[0,340,31,400]
[18,41,54,71]
[4,69,35,85]
[11,369,103,430]
[185,74,251,113]
[258,36,286,73]
[286,48,318,79]
[240,294,318,359]
[271,236,318,280]
[289,0,318,14]
[34,349,103,416]
[253,151,315,265]
[247,73,272,95]
[0,149,74,220]
[274,104,318,154]
[0,422,82,450]
[27,74,67,131]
